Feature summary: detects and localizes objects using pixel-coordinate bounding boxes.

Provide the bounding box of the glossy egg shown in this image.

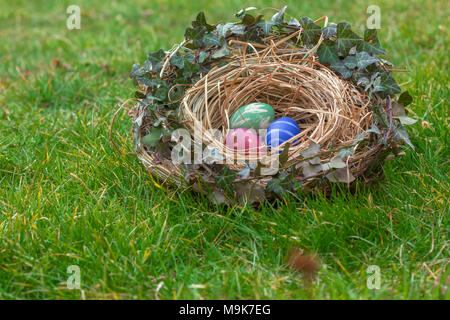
[224,128,266,155]
[229,103,275,130]
[266,117,301,149]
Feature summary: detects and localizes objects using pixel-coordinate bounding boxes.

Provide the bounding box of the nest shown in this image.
[119,13,408,204]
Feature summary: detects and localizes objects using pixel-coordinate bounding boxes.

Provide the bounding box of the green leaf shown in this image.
[266,173,294,195]
[379,71,401,95]
[398,91,413,106]
[141,127,163,147]
[215,167,237,194]
[288,18,300,27]
[336,22,361,56]
[317,42,339,65]
[146,49,166,73]
[192,12,214,32]
[343,55,357,69]
[355,51,379,70]
[357,29,385,55]
[198,51,210,63]
[393,124,415,150]
[256,20,275,35]
[170,55,184,69]
[279,142,290,166]
[300,142,320,158]
[202,32,221,46]
[331,60,353,79]
[322,23,337,39]
[212,44,230,59]
[397,116,418,126]
[326,167,355,183]
[299,17,321,44]
[216,23,245,37]
[271,6,287,26]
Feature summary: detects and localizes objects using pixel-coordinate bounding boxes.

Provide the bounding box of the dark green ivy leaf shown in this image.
[343,55,357,69]
[202,32,222,46]
[331,60,353,79]
[256,20,275,35]
[299,17,322,44]
[355,51,379,70]
[317,42,339,65]
[357,29,385,55]
[398,90,413,106]
[336,22,361,56]
[322,23,337,39]
[215,167,237,194]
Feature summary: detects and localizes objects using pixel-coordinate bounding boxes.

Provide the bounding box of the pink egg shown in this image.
[224,128,266,155]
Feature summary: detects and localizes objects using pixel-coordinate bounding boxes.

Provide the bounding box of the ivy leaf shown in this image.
[192,12,214,32]
[398,91,413,106]
[279,142,290,166]
[343,55,357,69]
[379,71,401,95]
[170,55,184,69]
[302,163,323,178]
[322,23,337,39]
[212,44,230,59]
[355,51,379,70]
[266,173,294,195]
[271,5,287,27]
[300,142,320,158]
[397,116,418,126]
[202,32,222,46]
[330,60,353,79]
[216,23,245,37]
[288,18,300,27]
[317,42,339,65]
[146,49,166,73]
[336,22,361,56]
[141,127,163,147]
[299,17,322,44]
[339,147,355,159]
[185,26,207,48]
[393,124,415,150]
[322,156,347,170]
[215,167,237,194]
[326,168,356,183]
[357,29,385,55]
[256,20,275,35]
[198,51,210,63]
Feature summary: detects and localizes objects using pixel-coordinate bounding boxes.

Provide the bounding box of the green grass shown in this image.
[0,0,448,299]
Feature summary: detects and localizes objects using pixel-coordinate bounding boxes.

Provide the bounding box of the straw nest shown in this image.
[118,12,409,204]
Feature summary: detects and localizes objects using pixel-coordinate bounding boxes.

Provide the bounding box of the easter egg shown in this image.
[224,128,266,155]
[229,103,275,130]
[266,117,301,149]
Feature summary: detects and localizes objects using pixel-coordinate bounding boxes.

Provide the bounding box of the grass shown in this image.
[0,0,448,299]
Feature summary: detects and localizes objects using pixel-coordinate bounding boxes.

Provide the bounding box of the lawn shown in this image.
[0,0,448,299]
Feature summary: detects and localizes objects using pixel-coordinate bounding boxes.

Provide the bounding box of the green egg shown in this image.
[229,102,275,130]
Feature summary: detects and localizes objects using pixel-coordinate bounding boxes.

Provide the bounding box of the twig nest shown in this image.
[125,8,413,204]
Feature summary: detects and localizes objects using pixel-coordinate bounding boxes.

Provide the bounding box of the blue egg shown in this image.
[266,117,301,150]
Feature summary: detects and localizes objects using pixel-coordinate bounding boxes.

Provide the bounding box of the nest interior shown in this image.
[182,46,373,160]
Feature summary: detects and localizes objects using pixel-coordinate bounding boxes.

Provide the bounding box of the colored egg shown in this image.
[224,128,266,155]
[229,103,275,130]
[266,117,301,149]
